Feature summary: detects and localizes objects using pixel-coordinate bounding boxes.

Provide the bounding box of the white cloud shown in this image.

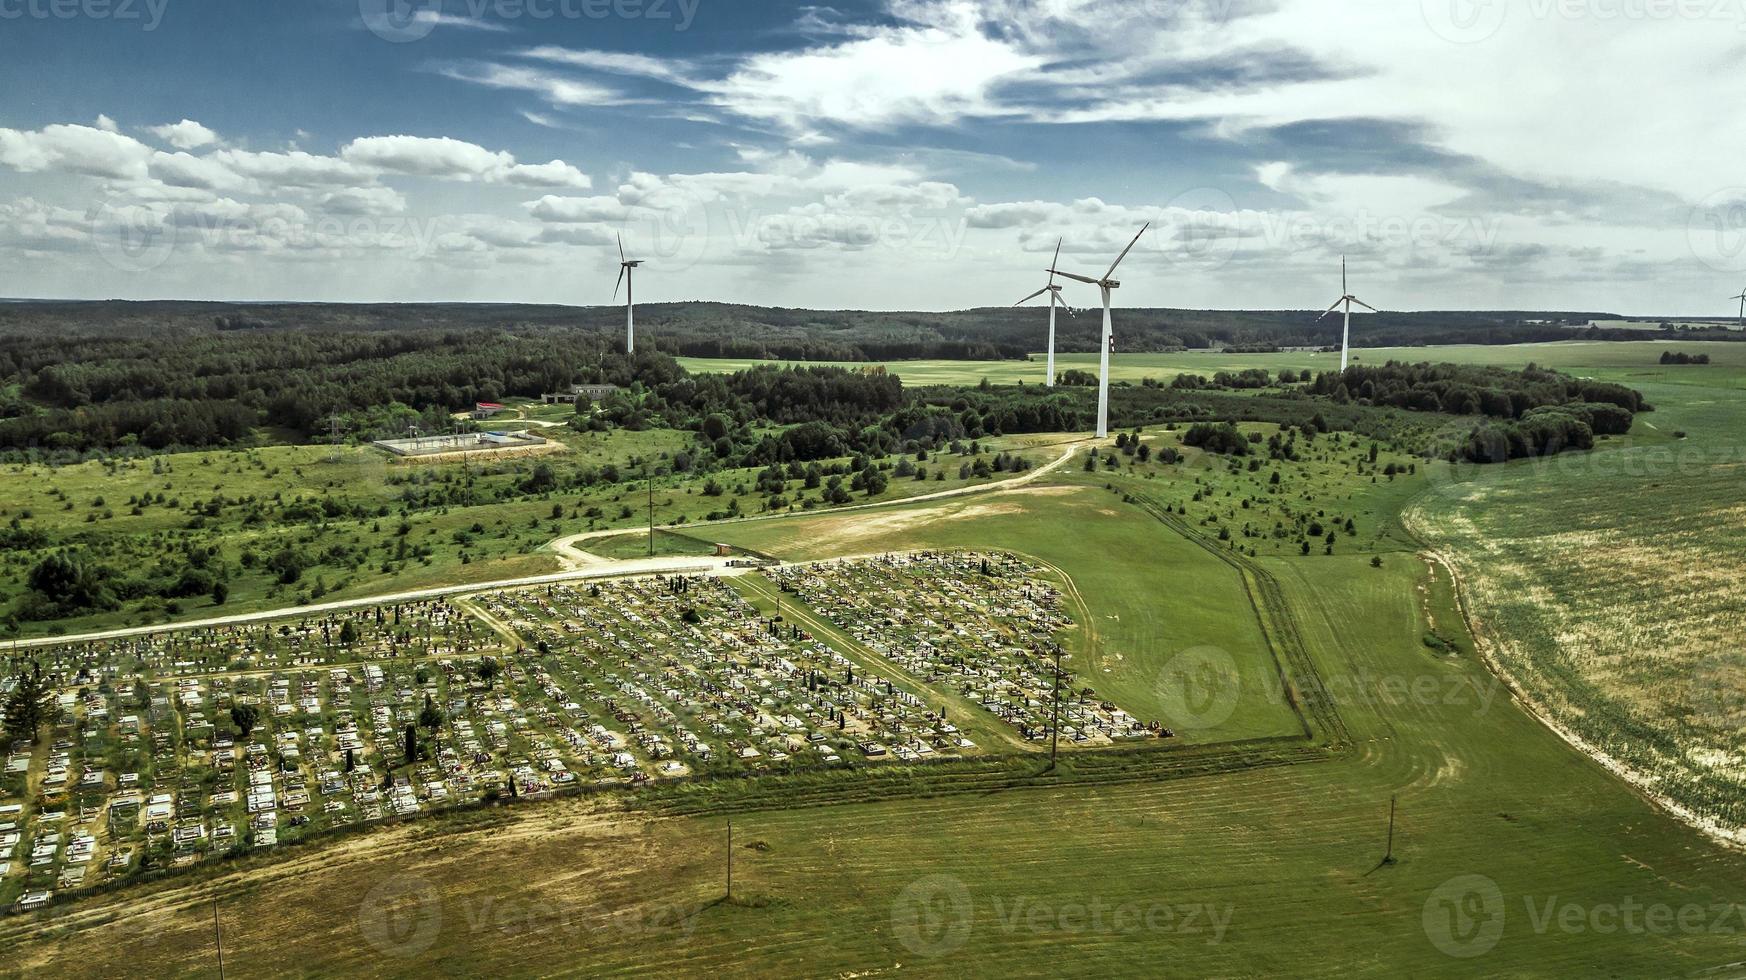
[519,46,696,85]
[0,124,153,179]
[340,135,590,188]
[412,10,510,31]
[318,186,407,216]
[434,63,624,107]
[526,195,629,223]
[146,119,221,151]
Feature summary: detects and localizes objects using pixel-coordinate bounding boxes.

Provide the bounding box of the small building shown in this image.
[541,383,620,405]
[714,543,733,557]
[473,401,507,419]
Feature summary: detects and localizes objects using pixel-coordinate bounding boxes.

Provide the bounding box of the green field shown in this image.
[0,426,1062,639]
[8,339,1746,975]
[683,339,1746,389]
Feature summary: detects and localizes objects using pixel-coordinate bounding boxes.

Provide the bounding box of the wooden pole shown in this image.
[726,818,734,901]
[1384,795,1397,865]
[647,466,655,557]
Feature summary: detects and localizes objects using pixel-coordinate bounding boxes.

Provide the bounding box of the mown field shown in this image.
[7,448,1746,977]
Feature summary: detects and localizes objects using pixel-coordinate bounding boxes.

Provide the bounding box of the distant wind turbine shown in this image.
[1317,256,1378,371]
[613,233,644,354]
[1014,239,1065,387]
[1049,223,1150,439]
[1730,285,1746,326]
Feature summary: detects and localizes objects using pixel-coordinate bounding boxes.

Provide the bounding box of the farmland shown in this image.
[1404,342,1746,842]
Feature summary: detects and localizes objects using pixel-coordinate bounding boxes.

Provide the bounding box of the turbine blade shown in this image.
[1315,297,1343,321]
[617,232,625,264]
[1014,286,1049,306]
[1350,297,1378,313]
[1048,238,1061,286]
[613,264,625,301]
[1341,255,1347,294]
[1103,222,1150,280]
[1050,268,1100,285]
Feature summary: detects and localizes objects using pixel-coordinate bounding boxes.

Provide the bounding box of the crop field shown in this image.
[1406,344,1746,841]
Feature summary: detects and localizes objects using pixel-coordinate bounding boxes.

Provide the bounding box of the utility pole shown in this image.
[213,897,226,979]
[1383,795,1398,865]
[1048,646,1062,772]
[646,463,655,557]
[726,817,734,901]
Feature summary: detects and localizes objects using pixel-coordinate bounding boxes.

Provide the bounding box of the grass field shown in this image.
[8,339,1746,975]
[683,339,1746,389]
[0,427,1061,639]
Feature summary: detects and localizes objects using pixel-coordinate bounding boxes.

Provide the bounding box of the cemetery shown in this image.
[0,551,1150,910]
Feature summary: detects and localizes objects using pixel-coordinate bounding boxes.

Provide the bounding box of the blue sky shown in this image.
[1,0,1742,313]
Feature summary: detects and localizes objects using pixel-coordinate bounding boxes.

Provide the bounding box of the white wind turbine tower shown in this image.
[1014,239,1065,387]
[1049,223,1150,439]
[1730,285,1746,327]
[613,233,644,354]
[1317,256,1378,371]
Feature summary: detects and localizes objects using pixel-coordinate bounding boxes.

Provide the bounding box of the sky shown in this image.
[1,0,1743,314]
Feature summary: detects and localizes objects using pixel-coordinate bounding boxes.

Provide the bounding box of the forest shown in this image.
[1303,361,1646,462]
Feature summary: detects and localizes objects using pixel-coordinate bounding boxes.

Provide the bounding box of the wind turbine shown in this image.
[1317,256,1378,371]
[1049,223,1149,439]
[1014,239,1064,387]
[1730,285,1746,327]
[613,233,644,354]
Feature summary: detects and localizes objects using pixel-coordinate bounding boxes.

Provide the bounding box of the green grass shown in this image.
[0,430,1059,639]
[682,339,1746,389]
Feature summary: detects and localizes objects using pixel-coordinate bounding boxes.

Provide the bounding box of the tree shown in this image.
[339,620,359,644]
[230,702,260,739]
[419,693,444,731]
[403,723,419,764]
[2,660,56,745]
[477,657,500,689]
[26,551,115,614]
[210,580,228,606]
